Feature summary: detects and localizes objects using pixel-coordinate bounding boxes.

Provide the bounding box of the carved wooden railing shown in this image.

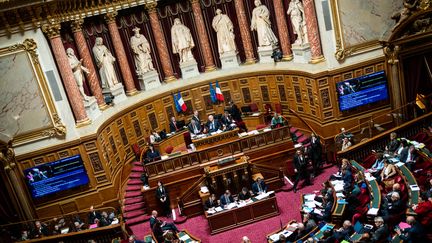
[287,108,318,136]
[337,112,432,162]
[177,174,207,217]
[250,163,285,190]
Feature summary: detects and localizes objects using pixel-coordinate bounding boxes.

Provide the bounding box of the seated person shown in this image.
[270,112,284,128]
[169,116,182,133]
[146,144,161,162]
[163,231,179,243]
[98,211,112,227]
[206,114,221,133]
[128,235,145,243]
[294,223,308,241]
[152,220,165,243]
[313,192,333,222]
[302,213,317,232]
[412,192,432,227]
[73,220,86,232]
[149,130,161,144]
[188,119,202,135]
[252,177,268,195]
[381,192,405,221]
[385,132,400,154]
[220,190,235,207]
[395,139,409,158]
[379,159,397,188]
[395,216,424,243]
[149,210,178,232]
[333,220,354,242]
[371,216,389,243]
[204,194,219,210]
[368,152,385,177]
[341,137,352,151]
[221,111,236,131]
[402,145,418,171]
[30,221,49,238]
[238,187,252,201]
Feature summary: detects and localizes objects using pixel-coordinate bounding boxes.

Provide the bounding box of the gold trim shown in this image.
[205,65,217,72]
[75,117,92,128]
[282,54,293,61]
[330,0,383,62]
[126,89,139,96]
[164,76,177,83]
[99,103,110,111]
[1,39,66,146]
[244,58,257,65]
[309,55,326,64]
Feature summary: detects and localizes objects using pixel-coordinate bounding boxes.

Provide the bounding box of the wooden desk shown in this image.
[153,130,188,154]
[313,223,335,239]
[192,129,239,150]
[395,163,419,215]
[206,195,279,234]
[177,230,201,242]
[243,112,265,129]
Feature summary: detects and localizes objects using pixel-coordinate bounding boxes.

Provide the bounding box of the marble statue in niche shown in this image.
[92,37,119,88]
[212,9,237,55]
[130,27,155,75]
[171,18,196,63]
[287,0,308,45]
[66,48,93,101]
[250,0,279,48]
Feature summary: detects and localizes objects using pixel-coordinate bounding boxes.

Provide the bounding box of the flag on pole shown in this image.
[173,93,181,112]
[209,82,217,103]
[177,91,187,112]
[215,80,224,101]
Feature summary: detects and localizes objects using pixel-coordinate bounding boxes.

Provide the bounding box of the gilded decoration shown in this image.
[0,39,66,146]
[383,45,401,65]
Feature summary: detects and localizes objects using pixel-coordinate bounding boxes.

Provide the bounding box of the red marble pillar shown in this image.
[190,0,216,71]
[303,0,325,63]
[42,22,91,126]
[234,0,256,64]
[105,12,138,95]
[273,0,293,61]
[145,2,176,82]
[70,19,108,110]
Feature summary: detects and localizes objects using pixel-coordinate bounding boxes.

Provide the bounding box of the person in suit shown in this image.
[149,210,178,232]
[192,110,201,124]
[412,192,432,227]
[309,133,322,176]
[206,115,221,133]
[228,101,242,122]
[156,181,171,217]
[333,220,354,241]
[128,235,145,243]
[188,119,202,135]
[88,205,101,224]
[30,221,49,238]
[238,187,252,201]
[220,190,234,207]
[252,177,268,195]
[169,116,181,133]
[386,132,400,154]
[382,191,405,221]
[204,194,219,210]
[292,149,311,193]
[396,216,424,243]
[221,110,236,131]
[146,144,161,162]
[403,145,418,171]
[371,216,389,243]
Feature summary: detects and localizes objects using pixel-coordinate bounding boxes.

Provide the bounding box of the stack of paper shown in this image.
[255,192,269,200]
[410,184,420,191]
[334,183,344,192]
[179,234,191,242]
[396,162,405,167]
[214,206,223,212]
[200,186,209,193]
[304,194,315,201]
[227,202,237,209]
[207,209,216,214]
[367,208,379,215]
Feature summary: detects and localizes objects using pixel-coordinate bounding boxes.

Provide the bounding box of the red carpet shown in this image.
[129,165,338,242]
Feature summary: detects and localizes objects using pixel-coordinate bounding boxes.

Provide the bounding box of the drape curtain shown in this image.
[402,52,432,103]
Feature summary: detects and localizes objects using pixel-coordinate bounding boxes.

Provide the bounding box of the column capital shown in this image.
[145,2,158,13]
[42,21,61,39]
[70,19,84,33]
[104,11,118,23]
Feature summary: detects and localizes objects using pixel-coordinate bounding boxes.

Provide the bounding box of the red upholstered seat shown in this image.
[132,143,141,161]
[274,103,282,114]
[250,103,259,112]
[183,132,192,147]
[165,145,174,154]
[256,124,267,130]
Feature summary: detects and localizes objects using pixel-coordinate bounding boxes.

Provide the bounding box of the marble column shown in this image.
[105,12,138,95]
[145,2,176,82]
[303,0,325,63]
[42,22,91,126]
[234,0,256,64]
[190,0,216,71]
[70,19,108,110]
[273,0,293,61]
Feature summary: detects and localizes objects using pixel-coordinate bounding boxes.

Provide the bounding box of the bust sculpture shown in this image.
[130,27,155,76]
[66,48,92,101]
[171,18,195,63]
[287,0,308,45]
[250,0,278,48]
[92,37,119,89]
[212,9,237,55]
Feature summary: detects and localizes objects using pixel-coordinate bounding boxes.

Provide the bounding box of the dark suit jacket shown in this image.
[293,155,307,171]
[188,122,202,135]
[399,222,424,243]
[252,181,268,194]
[191,115,201,124]
[155,186,169,201]
[229,104,242,121]
[31,225,50,238]
[221,115,234,127]
[238,191,252,200]
[309,137,322,160]
[399,147,409,162]
[204,198,219,210]
[220,194,234,206]
[371,225,389,242]
[169,121,179,133]
[206,119,221,133]
[387,199,405,214]
[88,211,101,224]
[146,149,160,162]
[149,216,160,229]
[387,139,400,153]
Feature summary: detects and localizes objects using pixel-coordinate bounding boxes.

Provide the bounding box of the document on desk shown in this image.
[336,192,345,198]
[179,234,191,241]
[251,112,260,116]
[304,201,316,208]
[304,194,315,201]
[367,208,379,215]
[255,192,269,200]
[334,183,344,192]
[314,201,322,207]
[396,162,405,167]
[227,203,237,210]
[214,206,223,212]
[410,184,420,191]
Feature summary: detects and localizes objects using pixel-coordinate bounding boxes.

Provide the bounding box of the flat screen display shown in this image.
[24,155,89,199]
[336,70,389,111]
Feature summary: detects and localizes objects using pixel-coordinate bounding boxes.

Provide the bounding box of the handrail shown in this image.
[287,108,318,136]
[178,174,207,201]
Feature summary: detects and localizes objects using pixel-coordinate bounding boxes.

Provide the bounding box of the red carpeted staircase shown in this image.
[289,126,309,145]
[123,161,151,227]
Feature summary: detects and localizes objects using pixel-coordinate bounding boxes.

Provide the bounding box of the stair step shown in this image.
[126,185,143,192]
[132,166,145,172]
[133,161,142,166]
[289,127,298,133]
[124,197,144,205]
[127,179,143,186]
[295,131,303,137]
[298,136,308,144]
[125,191,142,198]
[125,214,151,226]
[124,202,146,212]
[124,209,147,219]
[130,172,141,178]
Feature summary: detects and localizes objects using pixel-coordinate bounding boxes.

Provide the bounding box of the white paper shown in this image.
[366,176,376,181]
[179,234,191,241]
[200,186,209,193]
[304,202,316,208]
[214,206,223,212]
[255,192,269,200]
[263,128,272,132]
[396,162,405,167]
[334,184,344,192]
[304,194,315,201]
[313,208,323,215]
[251,112,260,116]
[367,208,379,215]
[227,203,237,209]
[314,201,322,207]
[410,185,420,191]
[207,209,216,214]
[336,192,345,198]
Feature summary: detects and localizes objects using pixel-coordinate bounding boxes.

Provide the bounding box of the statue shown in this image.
[212,9,237,55]
[250,0,278,48]
[130,27,155,75]
[287,0,308,45]
[92,37,119,89]
[171,18,195,63]
[66,48,92,101]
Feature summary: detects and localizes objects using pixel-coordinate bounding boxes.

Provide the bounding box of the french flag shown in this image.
[215,80,224,101]
[177,91,187,112]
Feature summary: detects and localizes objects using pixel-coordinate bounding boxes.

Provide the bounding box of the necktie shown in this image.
[225,195,229,203]
[258,183,262,192]
[211,122,214,130]
[174,122,177,130]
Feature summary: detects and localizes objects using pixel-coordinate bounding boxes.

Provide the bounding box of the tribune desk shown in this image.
[205,193,279,234]
[242,112,265,130]
[192,129,239,150]
[153,130,188,153]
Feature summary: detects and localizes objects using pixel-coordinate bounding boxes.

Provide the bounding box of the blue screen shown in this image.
[24,155,89,199]
[337,70,389,111]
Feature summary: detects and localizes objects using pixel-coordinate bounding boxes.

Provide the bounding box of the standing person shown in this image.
[212,9,237,55]
[250,0,278,47]
[228,101,242,122]
[192,110,201,125]
[130,27,155,75]
[292,149,311,193]
[92,37,119,88]
[156,181,171,217]
[88,205,101,224]
[169,116,180,133]
[171,18,195,63]
[309,133,322,176]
